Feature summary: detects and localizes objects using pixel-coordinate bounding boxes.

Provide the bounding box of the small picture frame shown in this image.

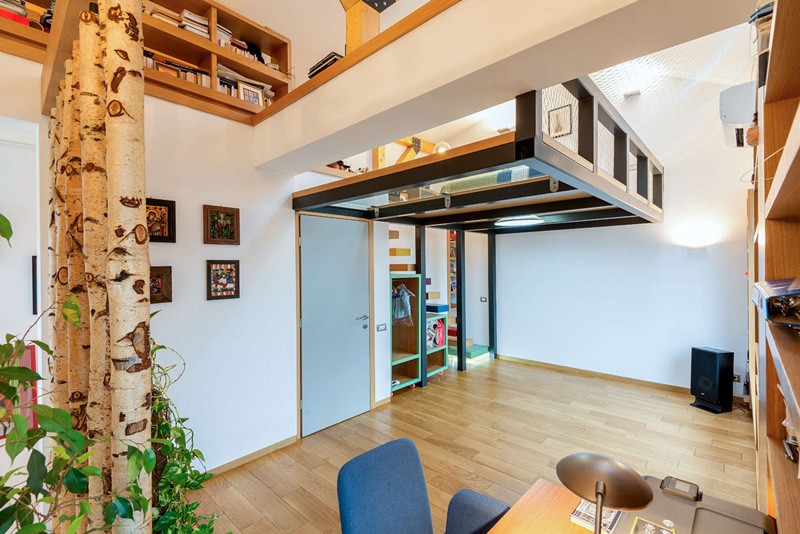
[207,260,239,300]
[145,198,176,243]
[237,81,264,107]
[548,104,572,138]
[155,62,180,78]
[203,204,240,245]
[150,266,173,304]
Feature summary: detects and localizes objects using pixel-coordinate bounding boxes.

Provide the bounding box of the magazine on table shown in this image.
[570,499,622,533]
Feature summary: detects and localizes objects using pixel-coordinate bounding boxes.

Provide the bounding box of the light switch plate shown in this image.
[480,297,488,303]
[377,323,387,332]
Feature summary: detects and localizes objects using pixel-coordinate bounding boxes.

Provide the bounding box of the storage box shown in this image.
[426,303,448,313]
[752,278,800,326]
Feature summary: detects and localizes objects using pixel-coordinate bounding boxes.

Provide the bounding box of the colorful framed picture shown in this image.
[155,62,180,78]
[0,345,38,438]
[150,266,173,304]
[203,204,240,245]
[207,260,239,300]
[237,81,264,107]
[145,198,176,243]
[548,104,572,138]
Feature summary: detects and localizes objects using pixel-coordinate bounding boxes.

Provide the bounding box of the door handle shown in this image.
[356,315,369,321]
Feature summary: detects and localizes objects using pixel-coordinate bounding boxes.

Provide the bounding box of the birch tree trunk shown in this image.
[65,41,91,439]
[53,76,71,414]
[102,1,152,531]
[79,11,112,526]
[47,94,62,396]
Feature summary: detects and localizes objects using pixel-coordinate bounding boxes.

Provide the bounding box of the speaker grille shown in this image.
[691,349,719,401]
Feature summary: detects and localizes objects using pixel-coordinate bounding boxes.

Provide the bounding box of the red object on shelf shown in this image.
[0,8,30,25]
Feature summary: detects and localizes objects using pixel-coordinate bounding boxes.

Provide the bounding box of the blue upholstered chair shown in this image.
[337,438,510,534]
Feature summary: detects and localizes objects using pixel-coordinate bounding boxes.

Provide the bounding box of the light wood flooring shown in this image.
[193,358,756,533]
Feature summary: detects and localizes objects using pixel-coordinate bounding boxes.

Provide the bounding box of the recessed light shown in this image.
[495,216,545,228]
[434,141,451,154]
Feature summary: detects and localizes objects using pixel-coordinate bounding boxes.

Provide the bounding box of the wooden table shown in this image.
[490,478,585,533]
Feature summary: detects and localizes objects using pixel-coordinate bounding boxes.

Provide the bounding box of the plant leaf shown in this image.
[0,367,41,383]
[61,294,81,329]
[103,502,117,525]
[113,497,133,520]
[80,465,101,477]
[64,468,88,495]
[29,340,52,356]
[127,446,143,482]
[65,516,83,534]
[0,213,12,246]
[143,448,156,474]
[26,449,47,495]
[16,524,46,534]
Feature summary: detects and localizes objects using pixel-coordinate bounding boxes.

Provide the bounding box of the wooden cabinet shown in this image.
[751,1,800,531]
[391,274,421,392]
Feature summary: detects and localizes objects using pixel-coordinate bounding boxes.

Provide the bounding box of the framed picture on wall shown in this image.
[237,81,264,107]
[203,205,240,245]
[145,198,176,243]
[207,260,240,300]
[548,104,572,138]
[150,266,173,304]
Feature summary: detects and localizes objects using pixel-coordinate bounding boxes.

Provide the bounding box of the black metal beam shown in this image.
[493,216,646,235]
[376,177,572,220]
[415,225,427,387]
[419,196,610,226]
[488,232,497,360]
[460,207,631,232]
[305,205,372,219]
[293,140,517,211]
[455,230,467,372]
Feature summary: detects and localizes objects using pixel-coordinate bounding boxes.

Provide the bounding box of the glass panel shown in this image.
[541,84,579,153]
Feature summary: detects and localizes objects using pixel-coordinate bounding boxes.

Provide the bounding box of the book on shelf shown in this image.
[149,55,211,89]
[0,0,27,17]
[309,52,342,78]
[181,24,210,39]
[181,9,208,26]
[179,9,209,39]
[569,500,621,533]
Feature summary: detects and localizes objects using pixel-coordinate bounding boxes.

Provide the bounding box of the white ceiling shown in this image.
[408,23,755,166]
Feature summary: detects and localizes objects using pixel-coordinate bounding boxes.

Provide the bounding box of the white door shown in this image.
[300,215,371,436]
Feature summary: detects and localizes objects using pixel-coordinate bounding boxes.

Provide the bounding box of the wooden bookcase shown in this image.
[391,274,421,392]
[751,1,800,531]
[0,0,49,63]
[425,312,448,377]
[40,0,292,124]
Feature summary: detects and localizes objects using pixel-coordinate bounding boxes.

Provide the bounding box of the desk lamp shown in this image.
[557,452,653,534]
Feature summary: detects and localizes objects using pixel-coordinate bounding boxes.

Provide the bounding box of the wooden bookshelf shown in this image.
[40,0,292,123]
[751,1,800,530]
[391,274,421,392]
[0,16,48,63]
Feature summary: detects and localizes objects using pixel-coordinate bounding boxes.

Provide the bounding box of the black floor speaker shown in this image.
[690,347,733,414]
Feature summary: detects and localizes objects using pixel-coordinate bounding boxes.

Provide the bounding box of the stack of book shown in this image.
[309,52,342,79]
[216,64,275,106]
[216,23,233,48]
[0,0,29,25]
[150,3,181,27]
[180,9,209,39]
[145,53,211,89]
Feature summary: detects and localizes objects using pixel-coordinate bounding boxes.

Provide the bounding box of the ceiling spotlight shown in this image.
[495,215,545,228]
[434,141,451,154]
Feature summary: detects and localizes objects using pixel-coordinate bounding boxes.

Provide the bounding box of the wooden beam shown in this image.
[372,146,386,170]
[396,145,418,165]
[397,136,437,154]
[339,0,362,9]
[345,0,380,55]
[41,0,84,114]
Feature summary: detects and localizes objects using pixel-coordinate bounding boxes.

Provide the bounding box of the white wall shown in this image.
[497,138,750,395]
[425,227,448,307]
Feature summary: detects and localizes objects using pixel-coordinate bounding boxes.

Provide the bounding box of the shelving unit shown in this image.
[750,2,800,531]
[391,273,422,392]
[448,230,457,324]
[40,0,292,123]
[425,313,448,377]
[0,16,48,63]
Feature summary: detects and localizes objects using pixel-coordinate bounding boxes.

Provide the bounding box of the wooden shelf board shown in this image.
[426,345,447,354]
[391,350,419,365]
[143,14,291,87]
[144,66,261,124]
[766,104,800,219]
[765,0,800,104]
[766,322,800,425]
[766,436,800,533]
[40,0,83,113]
[390,374,420,392]
[0,16,48,63]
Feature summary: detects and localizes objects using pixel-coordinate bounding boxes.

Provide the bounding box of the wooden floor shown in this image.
[193,359,756,533]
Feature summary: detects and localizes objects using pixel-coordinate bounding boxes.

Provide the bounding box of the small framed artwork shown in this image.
[238,81,264,107]
[155,62,180,78]
[150,266,173,304]
[203,204,240,245]
[146,198,176,243]
[207,260,239,300]
[548,104,572,138]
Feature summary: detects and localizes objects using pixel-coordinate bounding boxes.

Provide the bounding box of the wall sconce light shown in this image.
[670,220,724,249]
